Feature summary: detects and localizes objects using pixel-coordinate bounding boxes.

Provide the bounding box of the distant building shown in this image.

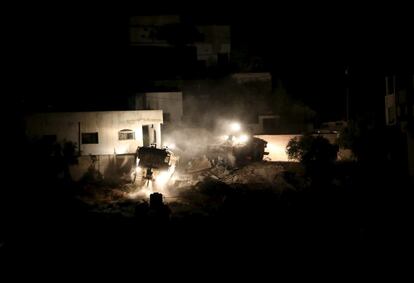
[25,110,164,181]
[129,92,183,126]
[385,75,414,130]
[25,110,163,155]
[194,25,231,69]
[130,15,230,64]
[248,114,281,135]
[231,72,272,88]
[384,74,414,178]
[316,120,347,134]
[130,15,181,47]
[128,15,231,80]
[232,72,275,133]
[254,134,301,161]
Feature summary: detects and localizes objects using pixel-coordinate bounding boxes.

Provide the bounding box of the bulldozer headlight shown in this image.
[239,134,249,143]
[230,122,241,132]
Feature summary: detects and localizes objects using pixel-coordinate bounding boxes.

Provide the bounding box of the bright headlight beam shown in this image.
[239,134,249,143]
[156,171,171,187]
[230,122,241,132]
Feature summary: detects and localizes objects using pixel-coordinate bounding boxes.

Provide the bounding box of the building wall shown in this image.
[256,134,352,162]
[255,135,302,161]
[143,92,183,123]
[231,72,273,123]
[384,74,414,177]
[129,16,231,73]
[319,120,347,132]
[231,72,272,94]
[25,110,163,155]
[407,132,414,179]
[231,72,272,84]
[385,94,396,125]
[194,25,231,67]
[69,154,136,182]
[130,15,180,46]
[248,115,280,135]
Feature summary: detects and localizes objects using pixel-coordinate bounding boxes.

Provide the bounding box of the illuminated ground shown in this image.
[75,161,303,218]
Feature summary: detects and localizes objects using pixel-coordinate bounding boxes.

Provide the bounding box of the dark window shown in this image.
[217,53,229,66]
[119,129,135,140]
[142,125,150,146]
[401,104,407,117]
[387,107,396,124]
[163,113,171,122]
[82,132,99,144]
[153,125,157,144]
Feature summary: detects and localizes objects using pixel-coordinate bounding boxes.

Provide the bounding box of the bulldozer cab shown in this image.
[136,146,172,170]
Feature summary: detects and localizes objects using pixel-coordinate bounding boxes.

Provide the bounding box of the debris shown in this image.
[186,155,212,173]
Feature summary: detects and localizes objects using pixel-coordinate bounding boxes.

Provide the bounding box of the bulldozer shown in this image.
[132,145,178,189]
[206,134,268,168]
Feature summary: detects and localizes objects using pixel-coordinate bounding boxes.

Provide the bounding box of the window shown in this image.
[119,129,135,140]
[387,107,396,125]
[163,113,171,122]
[142,125,150,146]
[153,125,157,144]
[82,132,99,144]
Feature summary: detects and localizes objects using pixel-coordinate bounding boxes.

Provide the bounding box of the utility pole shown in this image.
[345,67,350,122]
[346,87,349,122]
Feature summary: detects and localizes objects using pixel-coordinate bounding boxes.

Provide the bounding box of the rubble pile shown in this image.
[182,160,301,191]
[221,162,285,184]
[76,157,304,217]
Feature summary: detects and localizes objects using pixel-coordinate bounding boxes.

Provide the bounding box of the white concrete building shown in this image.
[25,110,163,156]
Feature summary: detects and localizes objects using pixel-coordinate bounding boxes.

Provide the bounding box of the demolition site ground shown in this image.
[4,153,410,264]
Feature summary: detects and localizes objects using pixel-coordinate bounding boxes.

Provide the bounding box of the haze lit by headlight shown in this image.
[221,135,229,141]
[239,134,249,143]
[230,122,241,132]
[128,184,153,199]
[156,171,171,186]
[163,141,176,150]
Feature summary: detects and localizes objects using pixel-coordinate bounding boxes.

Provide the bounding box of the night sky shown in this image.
[8,3,413,122]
